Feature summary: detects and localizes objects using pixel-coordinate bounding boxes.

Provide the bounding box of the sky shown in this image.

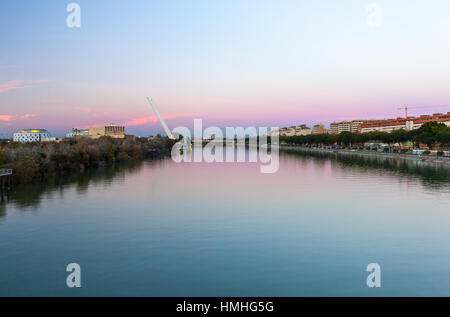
[1,0,450,137]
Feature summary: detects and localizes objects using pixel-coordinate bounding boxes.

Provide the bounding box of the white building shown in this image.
[279,126,296,137]
[66,128,89,138]
[350,120,365,133]
[329,120,379,134]
[296,125,312,136]
[279,125,311,137]
[337,121,351,133]
[13,129,54,143]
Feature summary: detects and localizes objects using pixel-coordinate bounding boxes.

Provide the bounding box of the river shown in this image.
[0,150,449,296]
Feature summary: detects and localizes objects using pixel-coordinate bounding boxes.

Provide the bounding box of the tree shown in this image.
[337,132,354,146]
[0,148,6,165]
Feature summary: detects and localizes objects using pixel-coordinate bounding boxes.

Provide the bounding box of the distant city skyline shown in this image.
[1,0,450,137]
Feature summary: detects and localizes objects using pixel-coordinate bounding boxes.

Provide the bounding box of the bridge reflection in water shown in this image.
[0,168,12,191]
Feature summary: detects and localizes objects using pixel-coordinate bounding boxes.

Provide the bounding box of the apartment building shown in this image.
[279,126,296,137]
[296,124,312,136]
[358,112,450,133]
[337,121,351,133]
[312,124,328,134]
[350,120,365,133]
[329,122,339,135]
[279,125,311,137]
[329,119,378,134]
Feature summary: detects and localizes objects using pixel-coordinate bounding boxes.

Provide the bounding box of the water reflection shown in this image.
[0,161,166,218]
[281,149,450,190]
[1,151,449,219]
[1,149,450,296]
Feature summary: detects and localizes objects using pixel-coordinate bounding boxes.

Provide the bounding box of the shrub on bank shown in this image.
[0,136,175,184]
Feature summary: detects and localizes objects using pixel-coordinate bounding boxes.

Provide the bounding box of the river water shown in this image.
[0,150,449,296]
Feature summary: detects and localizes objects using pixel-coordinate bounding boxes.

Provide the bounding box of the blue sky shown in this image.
[1,0,450,137]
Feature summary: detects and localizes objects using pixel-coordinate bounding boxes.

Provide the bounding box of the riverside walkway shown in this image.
[280,146,450,166]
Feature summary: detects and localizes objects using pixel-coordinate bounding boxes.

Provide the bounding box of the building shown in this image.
[279,126,296,137]
[69,124,126,139]
[13,129,55,143]
[89,125,125,139]
[358,112,450,133]
[337,121,351,133]
[350,120,365,133]
[329,121,351,134]
[350,119,381,133]
[66,128,89,138]
[312,124,328,134]
[329,122,339,135]
[296,124,311,136]
[279,124,311,136]
[329,120,378,134]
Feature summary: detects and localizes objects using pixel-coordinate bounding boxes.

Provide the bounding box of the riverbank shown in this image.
[280,145,450,167]
[0,136,176,184]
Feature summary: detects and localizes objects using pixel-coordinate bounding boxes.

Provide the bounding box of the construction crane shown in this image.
[397,105,448,118]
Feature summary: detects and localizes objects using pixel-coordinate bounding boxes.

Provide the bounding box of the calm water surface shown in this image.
[1,150,449,296]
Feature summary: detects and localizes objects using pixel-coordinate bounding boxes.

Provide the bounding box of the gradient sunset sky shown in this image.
[1,0,450,137]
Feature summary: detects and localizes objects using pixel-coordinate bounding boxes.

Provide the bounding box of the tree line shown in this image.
[280,122,450,148]
[0,136,176,184]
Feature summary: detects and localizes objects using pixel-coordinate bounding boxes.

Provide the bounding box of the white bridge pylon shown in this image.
[146,97,177,140]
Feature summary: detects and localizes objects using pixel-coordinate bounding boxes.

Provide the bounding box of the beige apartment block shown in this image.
[337,121,351,133]
[296,124,311,136]
[329,121,359,134]
[329,122,339,134]
[279,124,311,136]
[312,124,328,134]
[350,120,365,133]
[279,127,295,137]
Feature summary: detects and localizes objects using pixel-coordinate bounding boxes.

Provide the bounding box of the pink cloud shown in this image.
[21,113,38,119]
[0,113,38,122]
[0,80,48,93]
[124,113,193,127]
[0,115,15,122]
[74,106,93,113]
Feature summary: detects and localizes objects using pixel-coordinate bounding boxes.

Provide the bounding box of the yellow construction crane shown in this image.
[397,105,448,118]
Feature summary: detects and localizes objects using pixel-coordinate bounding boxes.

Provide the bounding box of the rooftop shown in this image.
[17,129,48,133]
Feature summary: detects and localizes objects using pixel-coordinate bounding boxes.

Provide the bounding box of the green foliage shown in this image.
[281,121,450,149]
[0,148,6,164]
[0,137,174,184]
[3,157,40,183]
